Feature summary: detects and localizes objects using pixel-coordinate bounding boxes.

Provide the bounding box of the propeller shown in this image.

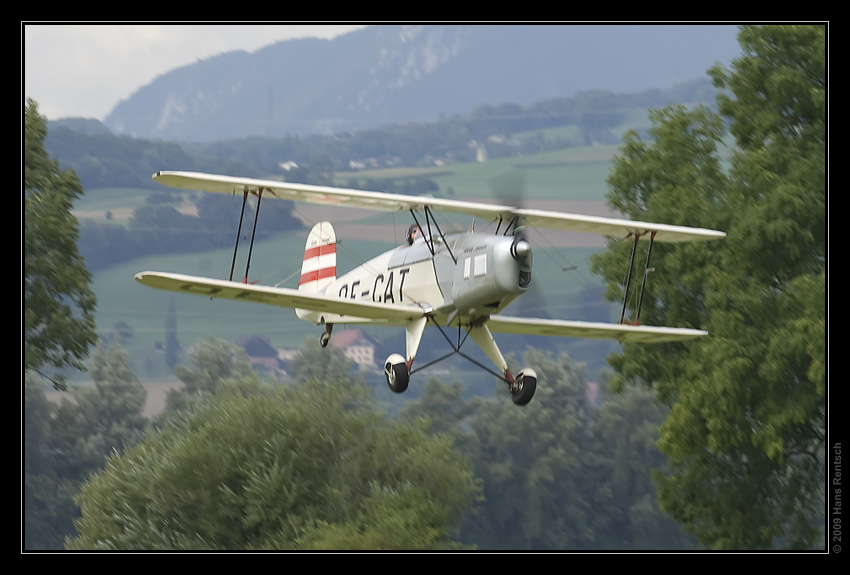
[487,168,527,236]
[488,170,536,294]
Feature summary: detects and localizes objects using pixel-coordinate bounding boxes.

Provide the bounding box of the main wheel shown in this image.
[511,368,537,406]
[384,354,409,393]
[320,332,331,348]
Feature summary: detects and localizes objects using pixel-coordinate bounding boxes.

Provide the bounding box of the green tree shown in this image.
[24,342,148,549]
[174,337,251,395]
[293,483,468,550]
[288,336,356,383]
[592,383,696,550]
[80,342,149,451]
[459,349,600,550]
[49,342,148,481]
[24,99,97,389]
[592,25,825,549]
[67,378,478,550]
[399,378,475,442]
[399,357,697,550]
[23,374,81,549]
[156,337,251,424]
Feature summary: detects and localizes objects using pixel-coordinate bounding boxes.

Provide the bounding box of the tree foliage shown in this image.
[400,349,695,550]
[67,378,478,550]
[591,25,825,549]
[24,374,82,549]
[287,337,356,383]
[24,99,97,389]
[24,342,149,549]
[156,337,252,425]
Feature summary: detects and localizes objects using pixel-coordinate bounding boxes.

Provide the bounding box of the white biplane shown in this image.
[135,171,725,405]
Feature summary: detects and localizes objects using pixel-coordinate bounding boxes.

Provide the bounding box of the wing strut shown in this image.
[228,188,265,283]
[619,231,656,326]
[243,188,264,283]
[409,206,457,264]
[229,190,249,281]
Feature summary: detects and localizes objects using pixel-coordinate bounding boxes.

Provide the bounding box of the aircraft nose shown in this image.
[511,239,532,262]
[510,238,532,289]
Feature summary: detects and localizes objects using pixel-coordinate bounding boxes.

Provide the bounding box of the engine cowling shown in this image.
[510,236,532,288]
[450,234,532,316]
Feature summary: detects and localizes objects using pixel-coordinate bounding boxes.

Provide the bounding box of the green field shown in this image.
[335,144,620,201]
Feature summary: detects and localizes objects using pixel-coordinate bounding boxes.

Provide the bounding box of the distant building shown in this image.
[330,329,378,369]
[237,335,283,376]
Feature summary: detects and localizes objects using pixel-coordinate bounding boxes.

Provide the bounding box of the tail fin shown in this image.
[298,221,336,294]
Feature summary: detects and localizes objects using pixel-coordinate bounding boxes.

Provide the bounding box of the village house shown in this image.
[271,329,381,379]
[237,335,283,376]
[329,329,378,370]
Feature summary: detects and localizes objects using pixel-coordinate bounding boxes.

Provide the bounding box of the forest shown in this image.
[24,25,826,551]
[27,339,695,550]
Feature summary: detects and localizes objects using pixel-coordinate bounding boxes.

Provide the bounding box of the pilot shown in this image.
[406,224,421,245]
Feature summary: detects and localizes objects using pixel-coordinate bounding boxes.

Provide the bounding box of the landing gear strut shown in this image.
[382,318,538,405]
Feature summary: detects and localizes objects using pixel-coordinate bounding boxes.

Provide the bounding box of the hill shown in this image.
[103,24,741,142]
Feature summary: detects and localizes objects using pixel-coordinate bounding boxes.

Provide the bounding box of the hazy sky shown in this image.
[23,24,367,121]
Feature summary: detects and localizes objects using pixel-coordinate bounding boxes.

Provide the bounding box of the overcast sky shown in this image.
[23,24,367,121]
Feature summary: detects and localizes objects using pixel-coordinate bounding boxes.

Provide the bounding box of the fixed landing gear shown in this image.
[382,317,424,394]
[384,354,537,406]
[329,318,537,406]
[384,353,410,393]
[319,324,333,348]
[509,368,537,406]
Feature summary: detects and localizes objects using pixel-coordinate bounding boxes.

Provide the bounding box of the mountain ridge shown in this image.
[103,24,741,142]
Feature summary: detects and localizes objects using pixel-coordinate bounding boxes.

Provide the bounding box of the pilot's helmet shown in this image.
[406,224,420,245]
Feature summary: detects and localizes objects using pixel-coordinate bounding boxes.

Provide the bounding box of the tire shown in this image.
[385,362,409,393]
[511,371,537,406]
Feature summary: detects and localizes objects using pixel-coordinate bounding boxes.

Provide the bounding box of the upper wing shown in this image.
[134,271,427,323]
[152,171,725,243]
[487,315,707,343]
[508,209,725,243]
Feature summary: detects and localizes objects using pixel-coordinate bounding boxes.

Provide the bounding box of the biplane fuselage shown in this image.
[301,231,530,328]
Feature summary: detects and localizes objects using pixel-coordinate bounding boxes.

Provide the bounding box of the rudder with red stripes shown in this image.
[298,221,337,294]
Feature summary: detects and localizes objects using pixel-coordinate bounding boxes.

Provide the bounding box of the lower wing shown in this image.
[135,272,705,342]
[134,271,427,323]
[487,315,706,343]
